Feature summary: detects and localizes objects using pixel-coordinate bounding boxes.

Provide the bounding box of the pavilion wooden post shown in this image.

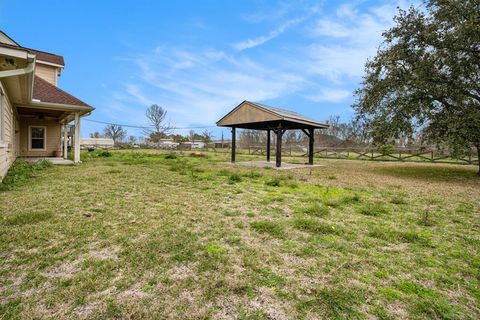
[308,128,314,165]
[275,127,283,168]
[231,127,236,163]
[266,129,271,162]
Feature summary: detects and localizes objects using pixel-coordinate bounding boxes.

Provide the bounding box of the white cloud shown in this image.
[305,88,351,103]
[234,17,304,51]
[312,20,350,37]
[98,0,415,136]
[125,83,154,106]
[126,47,307,127]
[305,1,404,82]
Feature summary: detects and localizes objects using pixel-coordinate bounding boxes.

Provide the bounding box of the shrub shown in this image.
[378,144,395,155]
[98,150,112,157]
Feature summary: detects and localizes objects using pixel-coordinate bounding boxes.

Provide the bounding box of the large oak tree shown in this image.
[354,0,480,174]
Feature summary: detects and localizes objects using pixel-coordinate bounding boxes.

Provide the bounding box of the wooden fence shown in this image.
[212,146,479,166]
[310,147,479,165]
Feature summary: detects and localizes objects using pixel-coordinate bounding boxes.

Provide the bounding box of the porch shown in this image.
[16,106,83,163]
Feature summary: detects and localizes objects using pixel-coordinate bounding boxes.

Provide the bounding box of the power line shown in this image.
[84,118,218,130]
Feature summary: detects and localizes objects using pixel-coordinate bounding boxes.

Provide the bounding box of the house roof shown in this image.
[32,75,92,108]
[26,48,64,66]
[0,31,64,66]
[217,100,328,129]
[249,101,327,127]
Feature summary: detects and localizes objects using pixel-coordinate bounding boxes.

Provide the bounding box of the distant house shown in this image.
[80,138,114,149]
[212,140,231,148]
[182,141,205,149]
[0,31,94,180]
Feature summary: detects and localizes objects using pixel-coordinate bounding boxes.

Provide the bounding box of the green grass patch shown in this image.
[250,220,284,238]
[301,202,329,216]
[3,211,53,226]
[0,160,52,191]
[228,173,242,184]
[292,217,339,235]
[358,202,389,216]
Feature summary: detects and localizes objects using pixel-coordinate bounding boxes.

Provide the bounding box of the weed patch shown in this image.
[228,173,242,184]
[358,202,389,216]
[0,160,52,191]
[292,217,338,235]
[301,202,329,217]
[250,220,284,238]
[297,287,364,318]
[164,153,177,159]
[3,211,53,226]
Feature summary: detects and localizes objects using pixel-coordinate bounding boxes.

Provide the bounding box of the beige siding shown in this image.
[19,118,61,157]
[0,82,18,180]
[35,64,58,86]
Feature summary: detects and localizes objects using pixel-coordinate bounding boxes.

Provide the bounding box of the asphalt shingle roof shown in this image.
[33,75,92,108]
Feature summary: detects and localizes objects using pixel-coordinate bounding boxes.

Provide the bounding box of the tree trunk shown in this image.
[477,144,480,176]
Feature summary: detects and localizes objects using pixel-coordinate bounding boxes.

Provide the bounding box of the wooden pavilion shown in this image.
[217,101,329,167]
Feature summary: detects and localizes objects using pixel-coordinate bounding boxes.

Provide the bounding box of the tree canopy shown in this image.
[354,0,480,174]
[145,104,170,143]
[103,124,127,145]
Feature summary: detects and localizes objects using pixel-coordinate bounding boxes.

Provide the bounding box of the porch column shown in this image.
[63,124,68,159]
[74,112,81,163]
[266,129,271,162]
[308,128,314,165]
[276,127,283,168]
[231,127,236,163]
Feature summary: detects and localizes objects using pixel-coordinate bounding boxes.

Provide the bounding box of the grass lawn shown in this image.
[1,150,479,319]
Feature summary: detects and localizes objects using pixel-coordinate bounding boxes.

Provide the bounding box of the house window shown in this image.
[29,126,46,150]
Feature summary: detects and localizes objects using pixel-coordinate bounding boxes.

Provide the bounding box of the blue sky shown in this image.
[0,0,414,139]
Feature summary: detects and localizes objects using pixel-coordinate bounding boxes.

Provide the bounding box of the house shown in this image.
[184,141,206,149]
[80,138,114,150]
[0,31,94,180]
[212,139,231,148]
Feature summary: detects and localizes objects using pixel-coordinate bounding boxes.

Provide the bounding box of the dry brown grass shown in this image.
[0,150,478,319]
